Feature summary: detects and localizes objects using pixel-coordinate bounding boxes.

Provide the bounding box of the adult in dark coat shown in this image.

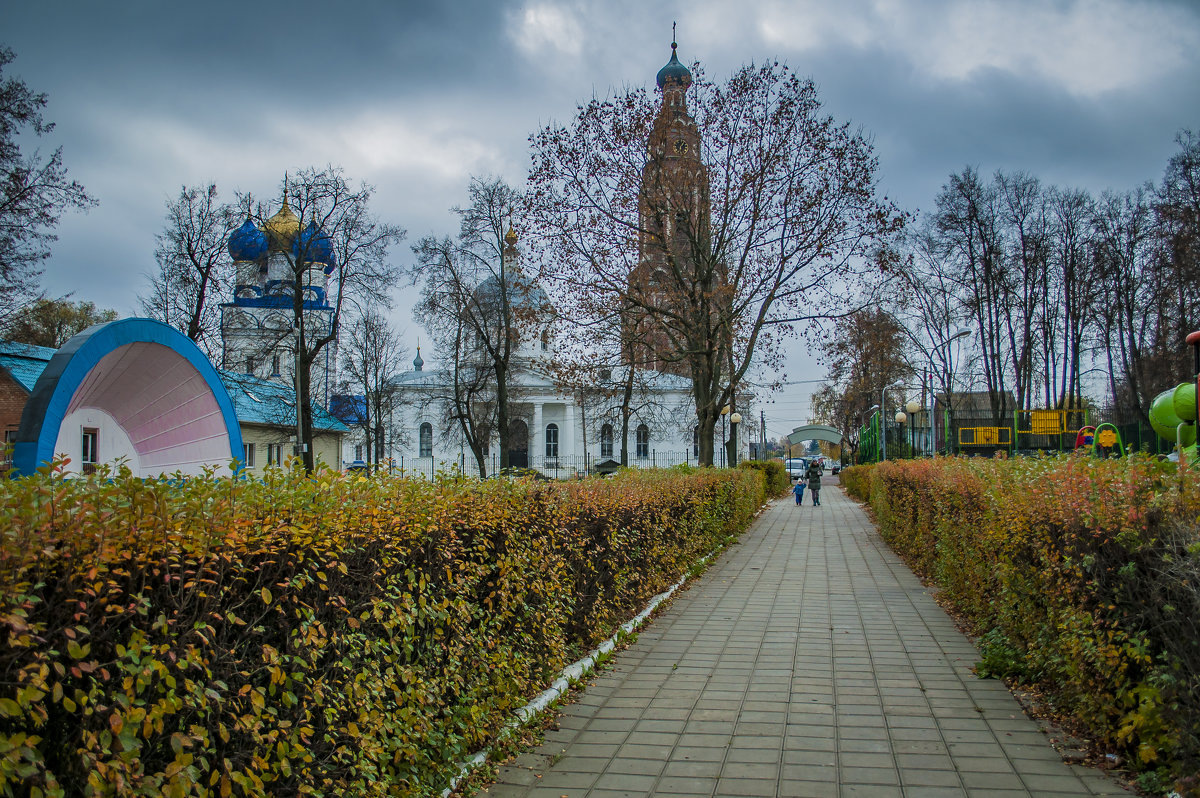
[805,461,822,506]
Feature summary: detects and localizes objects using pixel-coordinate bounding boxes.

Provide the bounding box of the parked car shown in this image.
[784,458,808,481]
[831,463,841,475]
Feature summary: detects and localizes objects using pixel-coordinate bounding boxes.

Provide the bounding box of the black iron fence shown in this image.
[382,451,698,479]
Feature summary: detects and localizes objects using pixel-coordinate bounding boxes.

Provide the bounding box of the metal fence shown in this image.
[855,406,1178,462]
[382,451,697,479]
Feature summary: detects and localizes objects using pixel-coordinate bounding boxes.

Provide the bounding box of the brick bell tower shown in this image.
[628,33,711,377]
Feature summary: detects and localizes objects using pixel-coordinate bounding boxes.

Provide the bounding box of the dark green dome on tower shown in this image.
[656,41,692,90]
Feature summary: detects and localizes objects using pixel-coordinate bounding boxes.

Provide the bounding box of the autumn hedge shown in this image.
[0,464,764,797]
[842,457,1200,794]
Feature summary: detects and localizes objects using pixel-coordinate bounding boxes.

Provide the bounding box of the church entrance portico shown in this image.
[508,419,529,468]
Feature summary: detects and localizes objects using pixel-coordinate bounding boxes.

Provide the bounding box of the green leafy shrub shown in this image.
[737,460,789,498]
[846,456,1200,791]
[838,464,871,499]
[0,463,761,797]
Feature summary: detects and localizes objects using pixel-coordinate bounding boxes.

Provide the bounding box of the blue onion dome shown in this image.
[656,41,692,89]
[227,217,267,261]
[294,220,335,267]
[413,346,424,371]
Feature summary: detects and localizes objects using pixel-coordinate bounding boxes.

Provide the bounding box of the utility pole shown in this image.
[761,409,766,460]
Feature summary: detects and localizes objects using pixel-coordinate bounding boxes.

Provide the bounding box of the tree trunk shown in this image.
[619,366,634,466]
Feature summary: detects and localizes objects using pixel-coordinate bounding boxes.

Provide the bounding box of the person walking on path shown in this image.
[805,459,822,505]
[792,479,806,505]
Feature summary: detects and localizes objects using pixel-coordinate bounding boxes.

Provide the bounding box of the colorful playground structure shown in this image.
[855,330,1200,464]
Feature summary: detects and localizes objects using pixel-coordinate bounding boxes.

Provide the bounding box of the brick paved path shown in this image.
[482,481,1130,798]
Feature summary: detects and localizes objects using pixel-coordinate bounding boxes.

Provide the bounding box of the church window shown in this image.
[636,424,649,459]
[271,354,281,376]
[600,424,613,458]
[245,357,255,375]
[419,423,433,458]
[545,423,559,459]
[693,426,699,458]
[541,329,549,351]
[354,444,364,461]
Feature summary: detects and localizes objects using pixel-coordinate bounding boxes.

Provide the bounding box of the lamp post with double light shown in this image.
[906,399,921,456]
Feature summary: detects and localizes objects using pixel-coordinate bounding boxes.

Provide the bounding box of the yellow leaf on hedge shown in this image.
[261,587,272,605]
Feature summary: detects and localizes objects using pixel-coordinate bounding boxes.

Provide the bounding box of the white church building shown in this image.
[335,230,726,478]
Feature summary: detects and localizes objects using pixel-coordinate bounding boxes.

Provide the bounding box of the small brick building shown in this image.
[0,342,58,466]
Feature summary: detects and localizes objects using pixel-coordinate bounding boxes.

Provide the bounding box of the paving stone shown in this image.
[483,490,1128,797]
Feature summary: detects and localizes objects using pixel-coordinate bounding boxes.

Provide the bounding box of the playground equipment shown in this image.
[1145,330,1200,464]
[1093,422,1125,458]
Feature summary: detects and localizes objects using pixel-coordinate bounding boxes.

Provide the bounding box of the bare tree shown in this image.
[140,184,237,358]
[410,176,547,471]
[338,309,406,469]
[811,308,913,460]
[246,167,405,471]
[931,168,1016,422]
[0,46,94,330]
[1154,129,1200,368]
[1092,186,1172,422]
[413,279,497,477]
[530,57,903,465]
[1045,186,1097,409]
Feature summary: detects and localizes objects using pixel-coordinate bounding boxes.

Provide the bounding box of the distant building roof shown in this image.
[219,371,348,432]
[0,341,55,392]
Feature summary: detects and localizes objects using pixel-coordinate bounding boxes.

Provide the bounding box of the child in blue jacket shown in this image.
[792,480,806,505]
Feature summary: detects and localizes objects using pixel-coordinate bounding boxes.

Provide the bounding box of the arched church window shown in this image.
[419,422,433,458]
[636,424,649,459]
[600,424,613,458]
[540,329,550,351]
[271,354,281,376]
[545,423,559,458]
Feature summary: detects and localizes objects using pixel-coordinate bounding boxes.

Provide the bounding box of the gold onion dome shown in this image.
[263,195,300,250]
[504,225,518,246]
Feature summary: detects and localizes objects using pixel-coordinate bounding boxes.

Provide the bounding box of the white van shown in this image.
[784,458,808,481]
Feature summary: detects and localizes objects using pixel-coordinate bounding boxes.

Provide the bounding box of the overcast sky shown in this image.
[5,0,1199,437]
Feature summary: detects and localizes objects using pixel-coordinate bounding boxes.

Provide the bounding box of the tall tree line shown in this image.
[905,131,1199,424]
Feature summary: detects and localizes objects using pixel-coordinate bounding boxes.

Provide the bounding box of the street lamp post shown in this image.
[930,327,973,456]
[894,411,907,458]
[720,405,730,467]
[730,412,742,467]
[905,399,921,456]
